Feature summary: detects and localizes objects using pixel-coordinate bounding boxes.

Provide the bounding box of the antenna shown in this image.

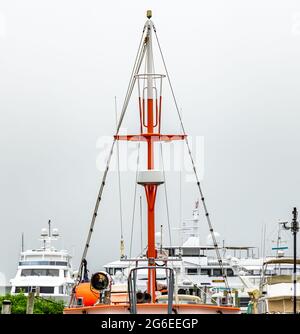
[48,219,51,238]
[21,233,24,252]
[272,221,288,257]
[263,224,266,261]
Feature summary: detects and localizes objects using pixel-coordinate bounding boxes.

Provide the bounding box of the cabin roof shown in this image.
[264,258,300,265]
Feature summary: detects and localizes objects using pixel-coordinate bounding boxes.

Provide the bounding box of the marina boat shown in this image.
[64,10,240,314]
[247,258,300,314]
[10,221,74,304]
[103,203,257,312]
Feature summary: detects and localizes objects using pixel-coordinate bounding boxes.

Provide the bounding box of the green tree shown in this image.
[0,293,64,314]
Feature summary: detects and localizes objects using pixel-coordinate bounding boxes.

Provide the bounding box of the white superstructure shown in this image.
[10,222,74,303]
[103,203,263,312]
[248,258,300,313]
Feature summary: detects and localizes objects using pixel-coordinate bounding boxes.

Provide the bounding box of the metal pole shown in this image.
[294,227,297,314]
[48,219,51,237]
[282,208,299,314]
[292,207,298,314]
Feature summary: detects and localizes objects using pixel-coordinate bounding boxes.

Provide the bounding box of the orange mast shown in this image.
[115,10,186,303]
[145,9,157,301]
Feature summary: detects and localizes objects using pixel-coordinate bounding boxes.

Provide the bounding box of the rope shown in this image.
[73,26,148,295]
[153,25,232,294]
[159,143,172,248]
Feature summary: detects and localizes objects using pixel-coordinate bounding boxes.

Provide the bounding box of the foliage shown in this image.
[0,293,64,314]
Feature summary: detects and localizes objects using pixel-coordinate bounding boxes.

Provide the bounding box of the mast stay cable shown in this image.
[159,143,173,254]
[73,26,148,292]
[153,25,231,293]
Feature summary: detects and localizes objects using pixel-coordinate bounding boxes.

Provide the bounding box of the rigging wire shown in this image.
[158,136,173,247]
[159,137,172,249]
[72,25,148,296]
[159,142,175,281]
[153,25,232,293]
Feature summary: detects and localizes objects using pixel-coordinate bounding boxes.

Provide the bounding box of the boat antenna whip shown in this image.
[115,96,125,258]
[153,26,232,294]
[69,25,148,306]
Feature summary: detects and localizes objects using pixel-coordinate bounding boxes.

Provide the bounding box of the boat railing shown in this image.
[127,266,175,314]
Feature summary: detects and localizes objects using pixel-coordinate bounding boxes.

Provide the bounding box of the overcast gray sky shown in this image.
[1,0,300,283]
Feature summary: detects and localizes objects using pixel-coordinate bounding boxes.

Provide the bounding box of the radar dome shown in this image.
[206,232,221,246]
[52,228,59,237]
[41,228,48,237]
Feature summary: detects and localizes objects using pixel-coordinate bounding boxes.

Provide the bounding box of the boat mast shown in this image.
[144,11,157,300]
[138,10,186,301]
[97,10,185,303]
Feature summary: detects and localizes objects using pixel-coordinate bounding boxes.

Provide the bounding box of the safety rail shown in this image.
[127,266,175,314]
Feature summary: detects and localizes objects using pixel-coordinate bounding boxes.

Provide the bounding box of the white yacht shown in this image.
[103,203,260,312]
[247,258,300,313]
[10,221,74,303]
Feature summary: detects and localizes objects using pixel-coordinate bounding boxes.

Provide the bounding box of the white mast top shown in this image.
[146,18,154,100]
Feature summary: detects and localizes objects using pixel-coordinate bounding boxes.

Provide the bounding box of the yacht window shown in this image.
[15,286,30,293]
[182,249,200,257]
[32,269,41,276]
[113,268,123,275]
[21,269,33,277]
[106,268,114,275]
[40,286,54,294]
[64,270,68,277]
[212,269,222,276]
[47,269,59,276]
[186,268,198,275]
[226,269,234,277]
[168,248,175,257]
[59,285,64,294]
[200,269,210,275]
[19,261,68,266]
[21,269,59,277]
